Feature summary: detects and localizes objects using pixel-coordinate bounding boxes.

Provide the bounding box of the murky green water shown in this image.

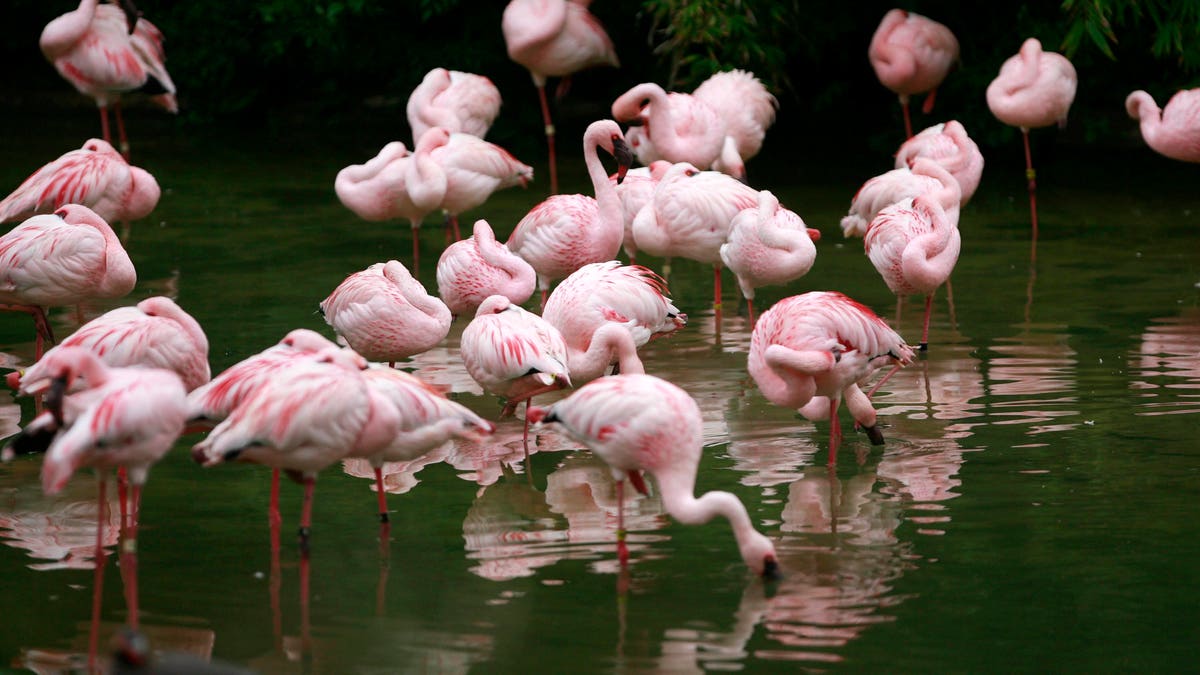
[0,111,1198,673]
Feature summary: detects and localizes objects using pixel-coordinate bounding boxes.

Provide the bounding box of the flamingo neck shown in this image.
[567,324,644,384]
[583,131,623,243]
[40,0,97,57]
[656,473,773,571]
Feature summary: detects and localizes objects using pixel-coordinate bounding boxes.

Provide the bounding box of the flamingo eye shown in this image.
[686,169,697,177]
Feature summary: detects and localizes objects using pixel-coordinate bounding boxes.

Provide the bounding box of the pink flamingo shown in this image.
[864,159,962,351]
[428,130,533,240]
[868,9,959,139]
[692,70,779,179]
[0,139,161,228]
[507,119,632,305]
[319,260,451,366]
[406,68,502,140]
[542,260,687,382]
[333,128,448,274]
[630,162,759,327]
[1126,88,1200,163]
[19,296,210,392]
[892,120,984,205]
[459,295,571,453]
[842,154,963,238]
[614,160,671,262]
[357,367,495,522]
[747,292,915,464]
[526,373,778,575]
[436,219,536,317]
[39,0,177,157]
[719,190,821,326]
[0,204,136,360]
[986,38,1077,237]
[501,0,619,195]
[13,347,186,663]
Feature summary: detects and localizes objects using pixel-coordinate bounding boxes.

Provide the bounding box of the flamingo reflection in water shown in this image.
[1130,310,1200,417]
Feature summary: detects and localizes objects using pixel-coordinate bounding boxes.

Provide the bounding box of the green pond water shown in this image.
[0,110,1198,673]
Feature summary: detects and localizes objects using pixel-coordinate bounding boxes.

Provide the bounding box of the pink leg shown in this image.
[867,363,903,398]
[1022,129,1039,241]
[299,476,315,556]
[539,288,548,312]
[537,85,559,195]
[746,297,756,328]
[828,398,842,466]
[450,213,461,241]
[299,538,312,658]
[920,292,934,352]
[269,484,283,651]
[0,304,56,361]
[269,468,282,531]
[615,479,629,567]
[411,223,421,277]
[122,484,141,630]
[114,100,130,159]
[374,466,389,523]
[713,265,724,341]
[88,478,109,672]
[522,399,533,462]
[900,96,913,139]
[99,105,112,144]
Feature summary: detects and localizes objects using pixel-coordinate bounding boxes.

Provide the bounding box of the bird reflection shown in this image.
[1131,309,1200,416]
[13,623,218,675]
[0,494,121,570]
[985,325,1079,435]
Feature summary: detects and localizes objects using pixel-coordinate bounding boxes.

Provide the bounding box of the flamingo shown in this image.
[747,292,915,464]
[613,71,777,180]
[39,0,177,158]
[191,349,394,552]
[501,0,619,194]
[892,120,984,206]
[333,128,448,274]
[436,219,536,317]
[864,161,962,351]
[0,139,161,228]
[1125,88,1200,163]
[842,154,963,238]
[542,260,687,382]
[16,296,209,393]
[986,38,1077,237]
[526,373,779,575]
[868,9,959,139]
[614,160,671,262]
[319,260,451,366]
[406,68,502,140]
[428,130,533,240]
[459,295,570,453]
[719,190,821,326]
[10,347,186,663]
[0,204,136,360]
[356,367,495,522]
[507,119,632,305]
[630,162,759,327]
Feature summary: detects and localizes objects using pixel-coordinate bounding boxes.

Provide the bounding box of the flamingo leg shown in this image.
[99,105,112,145]
[945,277,957,332]
[374,466,389,523]
[1022,128,1039,240]
[536,84,559,195]
[867,363,903,398]
[269,483,283,651]
[114,100,130,159]
[0,304,56,361]
[450,213,461,241]
[747,297,756,328]
[269,467,282,530]
[828,398,842,466]
[615,479,629,566]
[122,483,141,631]
[299,537,313,659]
[298,476,315,556]
[920,291,934,351]
[899,95,914,139]
[410,223,421,277]
[522,399,532,462]
[713,265,724,340]
[88,477,109,673]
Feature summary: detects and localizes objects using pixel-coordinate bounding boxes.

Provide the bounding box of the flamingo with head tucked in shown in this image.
[527,373,779,575]
[1125,88,1200,163]
[0,204,136,360]
[436,219,537,318]
[747,292,915,464]
[842,154,963,238]
[986,38,1077,237]
[502,0,619,195]
[407,68,502,140]
[428,130,533,240]
[892,120,984,206]
[40,0,177,157]
[869,9,959,139]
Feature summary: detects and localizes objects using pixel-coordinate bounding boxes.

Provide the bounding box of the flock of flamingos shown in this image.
[0,0,1198,668]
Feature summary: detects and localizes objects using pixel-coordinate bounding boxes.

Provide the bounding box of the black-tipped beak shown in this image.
[46,376,68,426]
[612,138,633,184]
[761,556,781,580]
[118,0,141,33]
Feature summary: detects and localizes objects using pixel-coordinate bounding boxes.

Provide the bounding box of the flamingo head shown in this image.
[609,134,633,184]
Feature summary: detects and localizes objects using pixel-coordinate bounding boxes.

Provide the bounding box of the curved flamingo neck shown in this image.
[902,198,960,290]
[40,0,97,57]
[656,472,770,569]
[567,324,644,384]
[582,127,623,241]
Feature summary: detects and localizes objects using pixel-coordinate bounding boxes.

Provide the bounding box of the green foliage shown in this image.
[1061,0,1200,71]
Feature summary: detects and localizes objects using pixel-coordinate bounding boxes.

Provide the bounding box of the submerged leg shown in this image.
[374,466,389,523]
[298,477,315,556]
[615,479,629,566]
[920,291,934,351]
[88,478,109,672]
[827,398,842,466]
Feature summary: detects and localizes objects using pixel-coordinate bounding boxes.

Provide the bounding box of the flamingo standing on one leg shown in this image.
[526,373,778,575]
[428,130,533,240]
[892,120,985,206]
[542,260,687,382]
[502,0,619,195]
[630,162,759,331]
[719,190,820,326]
[986,38,1077,239]
[436,219,537,317]
[459,295,571,456]
[407,68,502,140]
[507,120,632,306]
[0,139,161,229]
[868,9,959,139]
[0,205,136,360]
[747,292,915,464]
[1125,88,1200,163]
[863,158,962,351]
[40,0,178,158]
[841,161,960,239]
[10,347,186,668]
[320,260,451,367]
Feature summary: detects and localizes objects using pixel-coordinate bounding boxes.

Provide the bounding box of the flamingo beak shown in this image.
[761,555,781,580]
[806,228,822,242]
[612,138,633,184]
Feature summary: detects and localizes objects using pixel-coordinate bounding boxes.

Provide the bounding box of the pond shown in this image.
[0,108,1198,673]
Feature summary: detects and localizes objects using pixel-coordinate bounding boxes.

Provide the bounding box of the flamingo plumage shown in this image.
[868,9,959,139]
[436,219,536,317]
[842,154,964,238]
[892,121,984,205]
[407,67,502,140]
[428,130,533,240]
[1125,88,1200,163]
